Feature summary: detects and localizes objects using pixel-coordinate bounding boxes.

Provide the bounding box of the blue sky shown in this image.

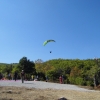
[0,0,100,63]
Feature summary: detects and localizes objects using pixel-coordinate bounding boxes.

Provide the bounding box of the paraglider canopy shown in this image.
[43,40,55,46]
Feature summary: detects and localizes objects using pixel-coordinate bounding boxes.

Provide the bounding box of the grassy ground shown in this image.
[0,86,100,100]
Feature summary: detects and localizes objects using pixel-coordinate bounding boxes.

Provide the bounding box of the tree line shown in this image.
[0,57,36,80]
[0,57,100,87]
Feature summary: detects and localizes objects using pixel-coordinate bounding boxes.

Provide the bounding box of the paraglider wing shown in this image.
[43,40,55,46]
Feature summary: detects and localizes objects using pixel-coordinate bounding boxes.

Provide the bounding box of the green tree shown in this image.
[19,57,36,74]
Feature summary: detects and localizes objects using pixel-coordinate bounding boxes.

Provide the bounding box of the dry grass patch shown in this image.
[0,86,100,100]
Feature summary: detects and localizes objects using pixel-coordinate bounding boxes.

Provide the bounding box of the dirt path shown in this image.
[0,80,96,91]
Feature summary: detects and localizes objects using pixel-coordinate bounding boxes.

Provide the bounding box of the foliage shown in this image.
[19,57,36,74]
[1,57,100,87]
[35,58,100,86]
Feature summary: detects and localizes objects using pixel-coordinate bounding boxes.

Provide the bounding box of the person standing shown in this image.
[8,73,11,80]
[0,73,2,80]
[31,75,34,80]
[14,71,18,81]
[45,76,48,82]
[37,75,38,81]
[62,75,64,84]
[21,70,25,83]
[59,75,62,84]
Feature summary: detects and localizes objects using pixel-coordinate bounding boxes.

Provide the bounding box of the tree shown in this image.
[35,59,43,63]
[19,57,36,74]
[35,59,44,73]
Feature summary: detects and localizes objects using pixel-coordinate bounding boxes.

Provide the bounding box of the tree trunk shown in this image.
[94,75,96,87]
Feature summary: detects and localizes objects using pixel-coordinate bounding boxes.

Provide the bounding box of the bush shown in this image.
[68,77,75,84]
[86,81,94,87]
[75,77,84,85]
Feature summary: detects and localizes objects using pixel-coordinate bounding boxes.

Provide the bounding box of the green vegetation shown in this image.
[0,57,100,87]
